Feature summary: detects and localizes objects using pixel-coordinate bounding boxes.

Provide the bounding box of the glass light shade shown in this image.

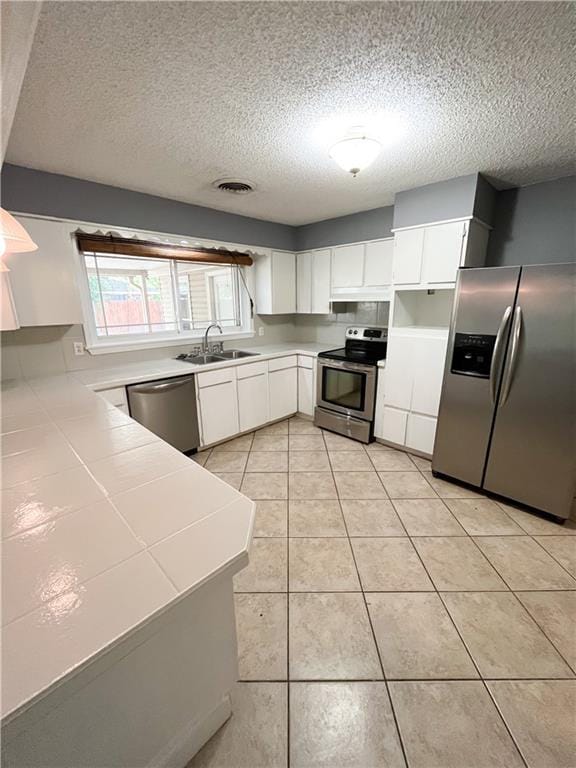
[329,136,381,176]
[0,268,19,330]
[0,208,38,255]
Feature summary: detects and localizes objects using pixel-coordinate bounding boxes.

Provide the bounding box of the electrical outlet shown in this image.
[73,342,85,356]
[258,327,265,337]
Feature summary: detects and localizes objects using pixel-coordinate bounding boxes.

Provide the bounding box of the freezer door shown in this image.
[484,263,576,518]
[432,267,520,486]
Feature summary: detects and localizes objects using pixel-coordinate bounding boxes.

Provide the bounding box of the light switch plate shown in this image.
[73,342,85,356]
[258,327,265,337]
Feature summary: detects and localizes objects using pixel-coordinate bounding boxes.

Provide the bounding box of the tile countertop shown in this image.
[74,343,329,390]
[0,374,255,725]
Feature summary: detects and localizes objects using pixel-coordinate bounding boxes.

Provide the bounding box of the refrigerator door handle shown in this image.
[499,305,522,407]
[489,305,513,404]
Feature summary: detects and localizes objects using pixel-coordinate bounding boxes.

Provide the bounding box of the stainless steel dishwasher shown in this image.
[127,375,200,454]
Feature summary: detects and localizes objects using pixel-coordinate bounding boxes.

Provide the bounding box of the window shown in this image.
[80,251,250,350]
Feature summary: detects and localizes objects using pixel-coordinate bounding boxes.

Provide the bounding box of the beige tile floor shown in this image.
[189,416,576,768]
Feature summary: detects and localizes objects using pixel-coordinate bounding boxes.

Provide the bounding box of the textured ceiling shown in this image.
[7,1,575,225]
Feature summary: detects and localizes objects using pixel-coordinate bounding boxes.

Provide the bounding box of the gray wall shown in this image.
[2,163,573,268]
[295,205,394,250]
[487,176,575,267]
[0,164,296,250]
[393,173,496,230]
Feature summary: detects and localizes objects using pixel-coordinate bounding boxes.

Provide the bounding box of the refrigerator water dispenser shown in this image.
[450,333,495,378]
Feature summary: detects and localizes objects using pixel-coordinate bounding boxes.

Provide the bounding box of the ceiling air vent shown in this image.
[212,178,255,195]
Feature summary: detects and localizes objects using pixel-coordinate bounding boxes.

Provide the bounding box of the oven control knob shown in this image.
[353,330,358,335]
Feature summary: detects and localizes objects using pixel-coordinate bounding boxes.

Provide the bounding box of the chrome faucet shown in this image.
[203,323,223,353]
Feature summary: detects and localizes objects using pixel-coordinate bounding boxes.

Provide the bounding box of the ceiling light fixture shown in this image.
[329,127,382,177]
[0,209,37,331]
[0,208,38,256]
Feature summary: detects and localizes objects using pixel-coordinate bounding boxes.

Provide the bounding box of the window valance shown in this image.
[75,232,253,266]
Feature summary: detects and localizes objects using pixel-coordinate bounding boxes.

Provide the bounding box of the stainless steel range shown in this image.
[314,326,387,443]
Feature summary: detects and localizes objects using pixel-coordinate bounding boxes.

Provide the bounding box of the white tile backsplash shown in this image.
[0,302,389,380]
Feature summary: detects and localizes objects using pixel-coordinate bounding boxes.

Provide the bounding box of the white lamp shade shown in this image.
[329,136,381,175]
[0,208,38,256]
[0,267,20,330]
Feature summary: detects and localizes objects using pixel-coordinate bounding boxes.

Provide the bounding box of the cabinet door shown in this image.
[297,366,314,417]
[296,252,312,314]
[373,368,386,439]
[271,251,296,313]
[6,217,83,326]
[421,222,466,284]
[406,413,437,455]
[392,229,424,285]
[269,367,298,420]
[364,240,393,287]
[238,373,269,432]
[331,244,364,289]
[199,381,239,446]
[381,406,408,446]
[410,336,449,417]
[311,249,331,313]
[383,335,415,410]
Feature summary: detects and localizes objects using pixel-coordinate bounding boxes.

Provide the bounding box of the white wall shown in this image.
[0,303,390,380]
[0,314,298,379]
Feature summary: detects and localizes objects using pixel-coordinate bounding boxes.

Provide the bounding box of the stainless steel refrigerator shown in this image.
[433,263,576,520]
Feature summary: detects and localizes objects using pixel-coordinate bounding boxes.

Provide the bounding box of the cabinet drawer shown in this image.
[98,387,128,408]
[268,355,297,372]
[236,360,269,380]
[196,367,236,388]
[297,355,314,369]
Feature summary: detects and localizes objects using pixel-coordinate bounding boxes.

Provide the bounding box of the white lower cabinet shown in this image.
[297,366,314,416]
[237,372,269,432]
[410,336,449,416]
[380,406,408,445]
[198,380,239,446]
[406,413,437,454]
[269,366,298,421]
[376,330,448,455]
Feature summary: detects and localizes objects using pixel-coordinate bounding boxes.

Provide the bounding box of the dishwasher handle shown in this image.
[128,376,195,395]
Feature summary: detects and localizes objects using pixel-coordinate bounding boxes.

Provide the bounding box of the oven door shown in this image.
[316,358,376,421]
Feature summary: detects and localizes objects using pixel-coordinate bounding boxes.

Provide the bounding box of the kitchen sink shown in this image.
[185,354,227,365]
[217,349,260,359]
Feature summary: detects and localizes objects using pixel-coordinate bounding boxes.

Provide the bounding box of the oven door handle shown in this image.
[317,358,376,375]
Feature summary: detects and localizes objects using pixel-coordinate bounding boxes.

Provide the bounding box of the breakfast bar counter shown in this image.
[1,373,255,767]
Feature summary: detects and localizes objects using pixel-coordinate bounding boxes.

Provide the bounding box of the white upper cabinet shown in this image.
[331,244,364,289]
[330,239,393,301]
[392,228,425,285]
[421,222,466,284]
[296,249,331,314]
[311,249,331,313]
[392,220,489,288]
[255,250,296,314]
[364,239,394,286]
[6,216,83,326]
[296,252,312,313]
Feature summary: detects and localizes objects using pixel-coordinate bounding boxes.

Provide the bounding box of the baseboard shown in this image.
[148,695,232,768]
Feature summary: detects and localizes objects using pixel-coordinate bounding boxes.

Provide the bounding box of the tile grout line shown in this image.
[407,519,530,768]
[229,422,572,767]
[385,452,531,767]
[321,427,412,768]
